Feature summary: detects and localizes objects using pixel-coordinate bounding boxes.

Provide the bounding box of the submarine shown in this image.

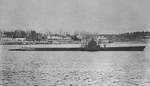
[9,39,146,51]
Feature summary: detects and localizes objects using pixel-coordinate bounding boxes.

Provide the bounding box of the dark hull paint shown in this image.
[9,46,146,51]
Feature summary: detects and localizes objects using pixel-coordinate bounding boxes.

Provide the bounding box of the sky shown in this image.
[0,0,150,34]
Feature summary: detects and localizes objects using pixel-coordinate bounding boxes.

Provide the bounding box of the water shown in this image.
[0,44,150,86]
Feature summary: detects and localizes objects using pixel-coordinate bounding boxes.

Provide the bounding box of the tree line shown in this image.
[2,30,150,42]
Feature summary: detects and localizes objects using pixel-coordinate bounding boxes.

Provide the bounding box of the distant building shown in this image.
[47,35,72,40]
[97,36,109,44]
[47,35,63,40]
[15,38,26,42]
[1,37,14,41]
[63,36,72,40]
[0,37,14,45]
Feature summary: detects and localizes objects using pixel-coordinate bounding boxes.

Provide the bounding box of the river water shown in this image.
[0,43,150,86]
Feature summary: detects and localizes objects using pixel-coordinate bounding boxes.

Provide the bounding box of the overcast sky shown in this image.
[0,0,150,33]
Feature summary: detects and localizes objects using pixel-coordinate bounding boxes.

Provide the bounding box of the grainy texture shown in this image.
[1,45,150,86]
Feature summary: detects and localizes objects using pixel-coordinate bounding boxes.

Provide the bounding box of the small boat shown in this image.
[9,39,146,51]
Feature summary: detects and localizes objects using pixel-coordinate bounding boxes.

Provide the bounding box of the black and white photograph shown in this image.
[0,0,150,86]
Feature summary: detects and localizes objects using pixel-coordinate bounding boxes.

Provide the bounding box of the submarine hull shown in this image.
[9,46,146,51]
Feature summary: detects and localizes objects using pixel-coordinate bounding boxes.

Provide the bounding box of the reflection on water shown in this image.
[1,43,150,86]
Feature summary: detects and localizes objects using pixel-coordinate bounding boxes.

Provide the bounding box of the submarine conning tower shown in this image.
[86,38,100,49]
